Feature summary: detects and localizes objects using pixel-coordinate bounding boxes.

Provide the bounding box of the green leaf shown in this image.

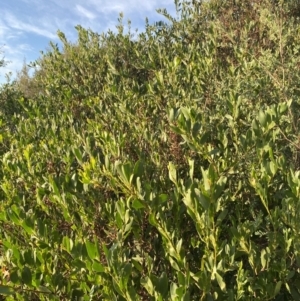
[199,131,210,144]
[22,217,35,235]
[159,194,168,204]
[216,209,228,226]
[38,286,52,293]
[213,176,227,199]
[287,270,295,280]
[7,209,21,225]
[132,199,145,209]
[116,199,125,217]
[0,211,7,222]
[73,147,83,164]
[169,257,180,271]
[177,271,185,286]
[168,162,177,185]
[72,259,86,269]
[141,277,154,296]
[274,281,282,296]
[201,167,211,191]
[85,240,99,261]
[269,161,277,176]
[107,59,119,75]
[71,289,85,299]
[215,272,226,291]
[183,291,191,301]
[132,258,143,272]
[176,239,183,255]
[62,236,73,254]
[156,272,168,297]
[121,263,132,288]
[92,261,105,272]
[258,110,267,127]
[133,160,144,177]
[192,123,201,137]
[157,71,164,86]
[195,189,210,210]
[49,176,60,197]
[9,270,20,284]
[21,266,32,286]
[252,119,259,131]
[0,285,15,296]
[122,163,132,183]
[188,159,194,179]
[23,250,35,266]
[290,287,300,300]
[173,56,181,68]
[278,102,287,114]
[136,177,143,194]
[261,249,267,270]
[170,282,178,300]
[169,109,175,122]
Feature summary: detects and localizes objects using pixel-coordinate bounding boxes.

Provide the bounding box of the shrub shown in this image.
[1,0,300,300]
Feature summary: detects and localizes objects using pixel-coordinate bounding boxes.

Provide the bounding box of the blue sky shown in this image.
[0,0,177,83]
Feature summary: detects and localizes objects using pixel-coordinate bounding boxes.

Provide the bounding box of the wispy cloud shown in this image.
[0,49,26,83]
[86,0,174,14]
[3,11,57,39]
[76,5,97,20]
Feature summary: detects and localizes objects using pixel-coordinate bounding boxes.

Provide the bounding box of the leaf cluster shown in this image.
[1,0,300,300]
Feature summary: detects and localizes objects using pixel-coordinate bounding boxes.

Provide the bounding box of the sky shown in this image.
[0,0,177,83]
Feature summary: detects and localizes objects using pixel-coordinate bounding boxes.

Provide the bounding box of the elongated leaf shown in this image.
[22,218,35,235]
[156,272,168,297]
[62,236,73,254]
[38,286,52,293]
[141,277,154,296]
[7,209,21,225]
[215,272,226,291]
[261,249,267,270]
[201,167,211,191]
[21,266,32,286]
[49,176,60,197]
[92,261,105,272]
[0,286,15,296]
[274,281,282,296]
[85,240,99,261]
[131,198,145,209]
[258,110,267,127]
[195,189,209,210]
[168,162,177,185]
[73,148,83,164]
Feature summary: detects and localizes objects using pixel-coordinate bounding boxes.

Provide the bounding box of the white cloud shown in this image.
[3,11,57,39]
[17,44,33,52]
[76,5,97,20]
[0,25,8,38]
[86,0,174,14]
[20,0,42,4]
[0,56,24,83]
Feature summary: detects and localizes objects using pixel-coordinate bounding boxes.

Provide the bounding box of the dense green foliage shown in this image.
[1,0,300,299]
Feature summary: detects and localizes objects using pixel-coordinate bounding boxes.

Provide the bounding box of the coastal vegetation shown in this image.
[1,0,300,299]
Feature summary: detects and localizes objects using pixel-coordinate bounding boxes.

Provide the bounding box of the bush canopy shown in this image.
[1,0,300,300]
